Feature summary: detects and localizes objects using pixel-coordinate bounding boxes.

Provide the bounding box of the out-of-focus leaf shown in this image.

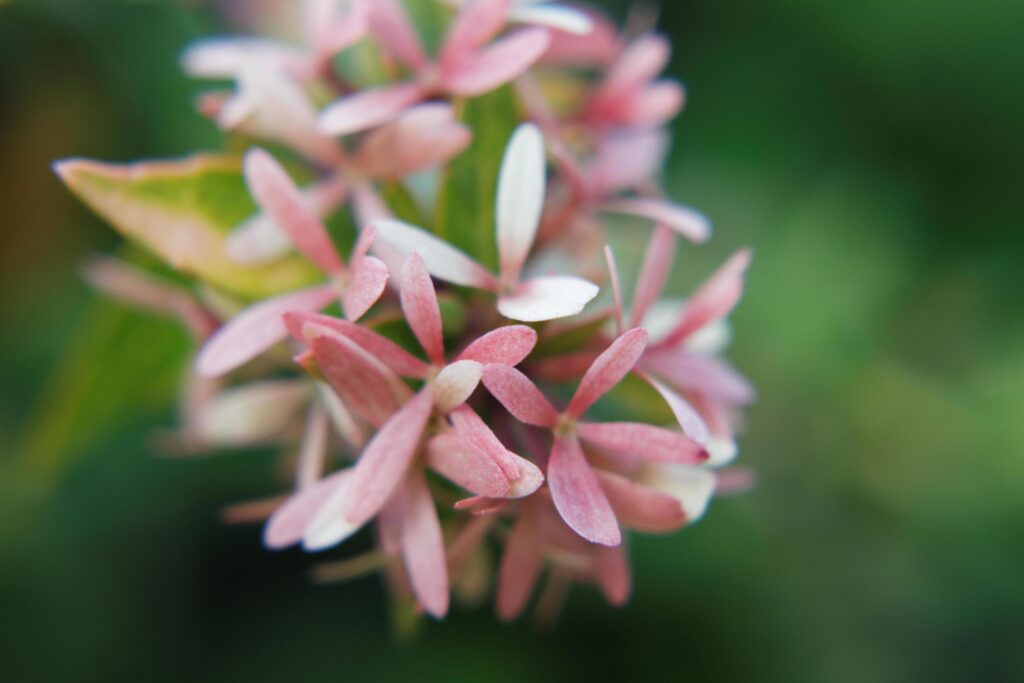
[55,154,321,299]
[434,86,520,271]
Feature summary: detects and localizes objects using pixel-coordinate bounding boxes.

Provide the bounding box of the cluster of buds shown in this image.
[57,0,753,623]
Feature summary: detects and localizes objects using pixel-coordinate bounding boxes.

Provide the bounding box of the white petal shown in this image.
[373,219,497,289]
[497,275,599,322]
[303,472,365,551]
[193,380,311,446]
[496,123,546,283]
[644,465,716,522]
[511,5,593,35]
[433,360,482,413]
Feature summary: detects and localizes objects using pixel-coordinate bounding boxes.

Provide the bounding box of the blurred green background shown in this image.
[2,0,1023,680]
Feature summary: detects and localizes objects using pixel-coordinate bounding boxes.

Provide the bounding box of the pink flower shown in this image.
[318,0,552,136]
[375,123,600,321]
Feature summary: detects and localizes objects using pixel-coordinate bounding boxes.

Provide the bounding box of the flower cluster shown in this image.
[57,0,753,623]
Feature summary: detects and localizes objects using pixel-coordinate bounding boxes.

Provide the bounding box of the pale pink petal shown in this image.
[577,421,708,464]
[181,37,305,78]
[374,219,497,289]
[342,255,388,321]
[548,435,621,546]
[303,472,365,551]
[316,380,365,447]
[400,469,450,618]
[306,323,412,427]
[449,406,543,497]
[426,433,510,498]
[295,404,329,490]
[565,327,648,418]
[400,254,446,365]
[631,224,677,326]
[284,311,430,378]
[599,34,671,101]
[441,0,513,65]
[498,275,599,322]
[264,469,353,550]
[599,197,711,243]
[621,81,685,127]
[305,0,370,61]
[643,349,755,406]
[442,29,552,97]
[356,103,472,179]
[496,123,546,283]
[192,379,310,446]
[456,325,537,366]
[367,0,428,70]
[512,4,592,34]
[317,82,426,136]
[637,371,711,445]
[661,248,752,346]
[597,469,685,533]
[244,148,344,274]
[433,360,482,413]
[196,285,336,377]
[496,502,543,621]
[584,128,668,197]
[480,364,559,428]
[593,544,630,606]
[603,245,625,335]
[342,388,434,526]
[539,7,620,67]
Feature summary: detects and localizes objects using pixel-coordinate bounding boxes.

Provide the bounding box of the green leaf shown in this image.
[55,154,321,299]
[434,86,521,271]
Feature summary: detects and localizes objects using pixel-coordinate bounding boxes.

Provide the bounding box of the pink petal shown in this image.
[400,254,446,366]
[539,7,620,67]
[596,469,685,533]
[306,323,412,428]
[643,348,755,406]
[342,388,434,526]
[244,148,344,274]
[441,0,513,65]
[263,469,353,550]
[603,245,625,335]
[631,224,677,327]
[449,406,543,497]
[374,219,498,290]
[191,379,310,446]
[496,502,543,621]
[599,34,671,102]
[637,371,711,445]
[318,82,426,137]
[599,197,711,243]
[593,544,630,606]
[342,255,388,321]
[304,0,370,61]
[432,360,482,413]
[621,81,685,127]
[565,327,648,419]
[196,285,336,377]
[457,325,537,366]
[356,103,472,179]
[442,29,552,97]
[584,128,669,198]
[496,123,546,284]
[577,421,708,464]
[284,311,430,378]
[400,469,450,618]
[480,364,559,428]
[367,0,429,71]
[661,248,752,347]
[547,435,621,546]
[497,275,599,322]
[426,433,510,498]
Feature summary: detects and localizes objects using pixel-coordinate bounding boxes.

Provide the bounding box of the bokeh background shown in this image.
[3,0,1023,680]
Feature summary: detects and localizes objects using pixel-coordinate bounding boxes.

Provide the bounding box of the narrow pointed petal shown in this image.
[498,275,599,322]
[193,379,310,446]
[441,0,513,64]
[577,421,708,464]
[597,469,685,533]
[496,503,543,621]
[661,248,752,346]
[442,29,552,97]
[245,148,343,274]
[512,5,592,34]
[600,197,710,243]
[548,435,621,546]
[367,0,429,70]
[638,371,711,445]
[356,103,472,179]
[480,364,558,428]
[318,82,426,137]
[400,254,446,365]
[457,325,537,366]
[600,34,670,100]
[400,470,450,618]
[306,324,412,427]
[603,245,625,335]
[374,219,498,289]
[342,389,434,526]
[433,360,482,413]
[316,380,365,447]
[593,544,631,606]
[295,404,329,490]
[449,406,543,497]
[496,123,546,283]
[565,327,648,418]
[342,256,388,321]
[284,311,430,378]
[642,348,755,405]
[427,433,510,498]
[264,469,353,550]
[646,465,717,522]
[631,224,677,327]
[196,285,336,377]
[181,37,305,78]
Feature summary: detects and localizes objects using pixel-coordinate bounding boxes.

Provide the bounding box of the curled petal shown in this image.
[596,469,685,533]
[427,433,510,498]
[442,29,552,97]
[548,435,621,546]
[565,327,648,419]
[496,502,543,621]
[433,360,483,413]
[599,197,711,243]
[342,389,434,526]
[374,219,498,290]
[496,123,546,283]
[481,364,559,428]
[638,371,711,445]
[196,285,336,377]
[264,469,353,550]
[357,103,472,179]
[661,248,753,346]
[449,406,543,497]
[318,82,426,137]
[457,325,537,366]
[400,469,450,618]
[400,254,446,365]
[497,275,599,322]
[577,421,708,464]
